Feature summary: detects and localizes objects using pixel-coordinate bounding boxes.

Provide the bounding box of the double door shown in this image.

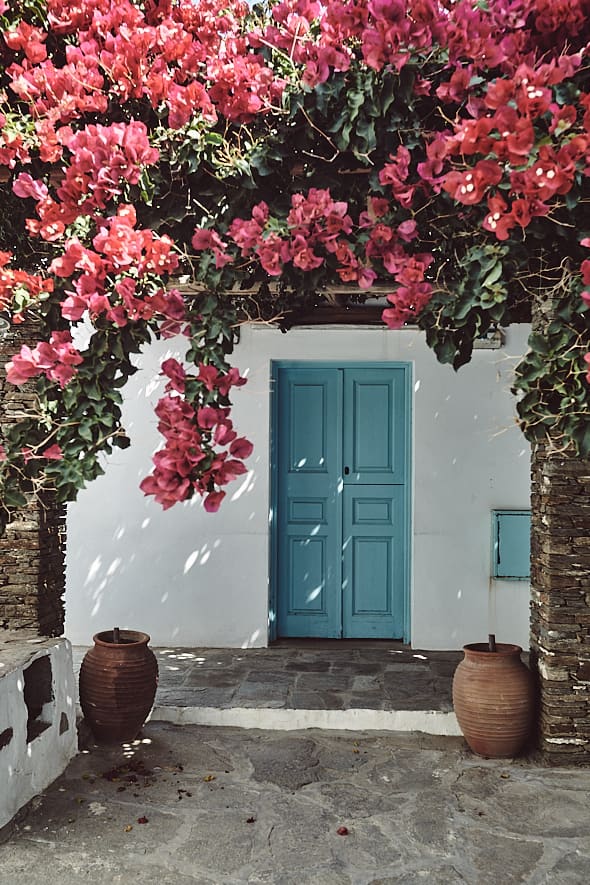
[274,365,409,639]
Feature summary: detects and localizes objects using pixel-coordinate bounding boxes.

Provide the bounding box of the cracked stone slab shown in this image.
[295,674,355,691]
[369,869,467,884]
[0,844,215,885]
[180,670,247,688]
[459,829,545,884]
[348,692,388,709]
[306,780,398,819]
[175,811,256,877]
[248,868,353,885]
[287,691,329,709]
[234,682,290,702]
[242,670,296,685]
[248,736,321,790]
[157,686,238,707]
[284,660,331,673]
[289,689,346,709]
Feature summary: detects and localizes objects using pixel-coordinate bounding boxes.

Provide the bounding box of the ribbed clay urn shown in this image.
[79,629,158,743]
[452,643,535,758]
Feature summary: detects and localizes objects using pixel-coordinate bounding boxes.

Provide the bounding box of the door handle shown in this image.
[344,466,350,475]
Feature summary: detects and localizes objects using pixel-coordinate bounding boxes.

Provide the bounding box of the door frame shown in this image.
[268,360,412,643]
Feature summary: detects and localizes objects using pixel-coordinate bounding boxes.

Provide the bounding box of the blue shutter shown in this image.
[492,510,531,580]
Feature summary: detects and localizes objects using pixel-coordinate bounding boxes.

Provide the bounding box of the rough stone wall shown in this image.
[0,323,66,636]
[530,441,590,762]
[0,498,66,636]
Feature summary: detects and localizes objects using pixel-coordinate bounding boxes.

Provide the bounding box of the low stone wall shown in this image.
[0,631,78,832]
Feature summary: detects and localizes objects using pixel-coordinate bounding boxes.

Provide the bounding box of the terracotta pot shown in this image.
[452,643,535,758]
[79,630,158,743]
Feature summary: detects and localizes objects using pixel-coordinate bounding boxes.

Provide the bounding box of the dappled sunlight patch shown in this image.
[84,557,102,588]
[183,551,199,574]
[241,629,261,648]
[230,470,254,501]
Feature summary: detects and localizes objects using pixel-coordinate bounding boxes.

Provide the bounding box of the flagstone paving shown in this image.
[73,642,462,732]
[115,643,461,712]
[1,722,589,884]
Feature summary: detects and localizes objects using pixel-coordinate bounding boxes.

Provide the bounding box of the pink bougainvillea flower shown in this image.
[197,363,219,391]
[5,345,42,386]
[5,330,82,388]
[230,437,254,459]
[139,472,191,510]
[510,198,532,229]
[161,358,186,394]
[3,19,48,63]
[12,173,49,202]
[256,234,286,276]
[215,458,248,484]
[42,444,63,460]
[290,235,324,271]
[217,367,247,397]
[197,406,219,429]
[214,422,237,446]
[191,226,231,267]
[382,280,433,329]
[203,490,225,513]
[397,220,418,242]
[443,160,503,206]
[356,266,377,289]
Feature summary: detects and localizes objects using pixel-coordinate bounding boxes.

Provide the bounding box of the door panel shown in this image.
[288,535,326,613]
[277,369,342,638]
[343,368,406,484]
[275,364,408,640]
[342,485,405,638]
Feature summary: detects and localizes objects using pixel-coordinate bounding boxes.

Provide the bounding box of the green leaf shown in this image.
[77,422,94,443]
[569,415,590,455]
[3,488,28,508]
[434,337,458,365]
[528,333,550,356]
[481,262,502,288]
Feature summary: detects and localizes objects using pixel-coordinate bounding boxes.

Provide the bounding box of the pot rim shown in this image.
[463,642,523,656]
[93,630,151,647]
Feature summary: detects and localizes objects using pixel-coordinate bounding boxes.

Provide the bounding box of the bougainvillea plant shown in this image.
[0,0,589,533]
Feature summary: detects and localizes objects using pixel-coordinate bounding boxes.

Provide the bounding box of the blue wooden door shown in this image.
[275,365,408,639]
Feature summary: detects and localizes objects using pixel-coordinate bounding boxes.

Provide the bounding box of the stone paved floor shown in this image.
[74,641,461,714]
[2,721,589,884]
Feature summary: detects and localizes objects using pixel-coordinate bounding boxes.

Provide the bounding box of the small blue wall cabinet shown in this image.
[491,510,531,580]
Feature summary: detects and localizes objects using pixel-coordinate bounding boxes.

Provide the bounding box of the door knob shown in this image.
[344,466,350,475]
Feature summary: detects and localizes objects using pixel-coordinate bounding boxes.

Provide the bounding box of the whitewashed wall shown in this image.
[65,323,531,650]
[0,637,77,829]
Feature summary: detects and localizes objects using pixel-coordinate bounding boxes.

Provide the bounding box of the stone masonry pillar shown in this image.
[0,322,66,636]
[530,442,590,761]
[527,278,590,762]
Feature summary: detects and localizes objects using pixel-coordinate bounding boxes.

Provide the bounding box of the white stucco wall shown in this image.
[0,636,77,830]
[65,323,531,650]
